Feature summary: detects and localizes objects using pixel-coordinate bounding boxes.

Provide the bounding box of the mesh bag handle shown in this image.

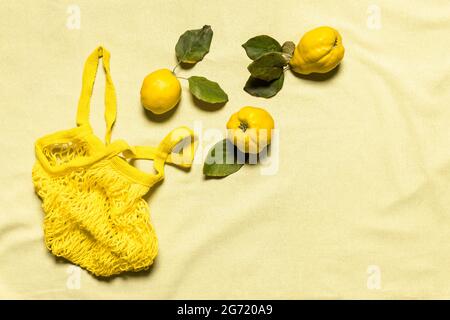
[76,46,117,144]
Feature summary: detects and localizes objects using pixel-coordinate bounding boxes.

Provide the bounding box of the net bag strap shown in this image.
[76,46,117,144]
[123,126,197,178]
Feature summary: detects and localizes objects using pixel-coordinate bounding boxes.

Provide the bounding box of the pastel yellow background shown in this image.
[1,0,450,299]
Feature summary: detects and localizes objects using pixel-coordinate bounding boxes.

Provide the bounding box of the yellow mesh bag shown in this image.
[32,47,196,277]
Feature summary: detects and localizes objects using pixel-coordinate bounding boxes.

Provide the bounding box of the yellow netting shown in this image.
[33,150,158,276]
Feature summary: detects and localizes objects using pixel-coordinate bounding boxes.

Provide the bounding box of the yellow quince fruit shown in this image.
[140,68,181,114]
[290,26,345,75]
[227,106,275,154]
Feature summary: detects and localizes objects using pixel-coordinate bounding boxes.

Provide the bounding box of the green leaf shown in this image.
[175,25,213,64]
[281,41,295,57]
[247,52,289,81]
[188,76,229,104]
[244,73,284,98]
[242,35,282,60]
[203,139,244,177]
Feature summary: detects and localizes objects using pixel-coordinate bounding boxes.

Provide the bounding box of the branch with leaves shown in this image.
[175,25,229,104]
[242,36,295,98]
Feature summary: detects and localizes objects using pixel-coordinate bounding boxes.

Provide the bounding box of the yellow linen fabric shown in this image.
[1,0,450,298]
